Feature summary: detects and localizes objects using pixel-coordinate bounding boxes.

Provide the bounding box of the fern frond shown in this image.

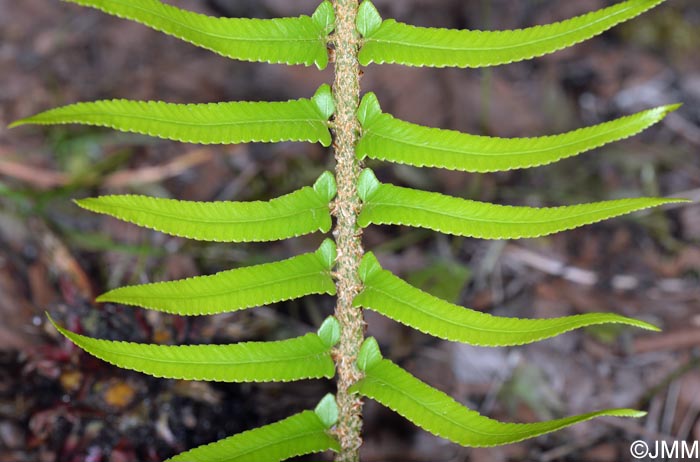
[76,172,336,242]
[50,315,341,382]
[355,253,658,346]
[97,240,337,315]
[357,170,685,240]
[357,93,679,172]
[10,85,335,147]
[167,395,340,461]
[351,338,645,448]
[62,0,334,69]
[357,0,668,68]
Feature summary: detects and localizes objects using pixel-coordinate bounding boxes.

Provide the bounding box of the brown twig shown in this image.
[104,148,214,188]
[0,148,215,190]
[633,329,700,354]
[504,244,694,293]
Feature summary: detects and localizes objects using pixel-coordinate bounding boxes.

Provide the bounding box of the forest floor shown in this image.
[1,0,699,461]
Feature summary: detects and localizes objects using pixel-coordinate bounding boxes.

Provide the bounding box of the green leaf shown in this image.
[10,85,334,147]
[357,337,383,371]
[314,394,339,428]
[357,92,382,126]
[49,315,334,382]
[355,253,659,346]
[75,172,336,242]
[352,358,645,447]
[313,171,338,204]
[312,84,337,120]
[63,0,333,69]
[312,1,337,36]
[358,0,667,68]
[96,241,336,315]
[357,93,679,172]
[358,170,686,240]
[317,317,341,348]
[315,236,339,268]
[357,1,383,37]
[167,409,340,462]
[357,168,381,200]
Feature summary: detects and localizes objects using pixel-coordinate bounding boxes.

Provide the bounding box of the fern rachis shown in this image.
[10,0,686,461]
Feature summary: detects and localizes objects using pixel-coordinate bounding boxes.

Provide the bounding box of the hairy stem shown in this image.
[331,0,364,461]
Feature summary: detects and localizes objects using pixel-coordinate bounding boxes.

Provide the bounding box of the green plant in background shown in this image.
[11,0,687,460]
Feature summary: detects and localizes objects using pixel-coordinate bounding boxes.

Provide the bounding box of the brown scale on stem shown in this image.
[330,1,365,461]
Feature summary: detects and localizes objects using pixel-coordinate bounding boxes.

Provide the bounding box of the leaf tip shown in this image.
[662,102,683,114]
[45,312,58,329]
[94,291,113,304]
[46,313,75,342]
[7,118,27,129]
[614,409,647,419]
[637,320,662,332]
[357,337,382,371]
[659,197,694,206]
[600,313,662,333]
[318,316,341,347]
[647,102,682,123]
[315,393,339,428]
[73,197,99,212]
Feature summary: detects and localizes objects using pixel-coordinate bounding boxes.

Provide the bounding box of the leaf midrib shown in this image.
[367,187,653,226]
[366,116,639,158]
[32,111,324,130]
[111,266,329,301]
[81,337,330,366]
[91,201,327,225]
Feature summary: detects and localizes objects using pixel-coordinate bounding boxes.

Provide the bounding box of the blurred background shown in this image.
[1,0,699,461]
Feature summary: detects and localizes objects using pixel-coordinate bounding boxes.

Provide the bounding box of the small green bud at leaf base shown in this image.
[358,252,382,283]
[357,1,383,37]
[314,393,339,428]
[312,84,336,120]
[357,337,382,371]
[357,169,380,201]
[317,317,341,347]
[315,239,337,270]
[357,92,382,127]
[311,1,336,34]
[313,171,337,203]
